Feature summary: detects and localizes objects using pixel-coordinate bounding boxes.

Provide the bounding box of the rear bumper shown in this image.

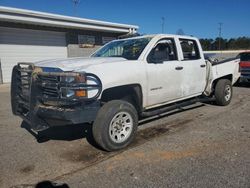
[11,63,102,131]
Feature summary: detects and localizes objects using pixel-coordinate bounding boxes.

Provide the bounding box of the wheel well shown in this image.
[101,84,143,113]
[212,74,233,91]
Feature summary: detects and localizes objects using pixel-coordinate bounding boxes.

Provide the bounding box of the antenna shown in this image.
[161,17,165,33]
[218,22,223,51]
[72,0,81,16]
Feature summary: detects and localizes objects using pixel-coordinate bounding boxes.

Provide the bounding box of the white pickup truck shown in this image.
[11,34,240,151]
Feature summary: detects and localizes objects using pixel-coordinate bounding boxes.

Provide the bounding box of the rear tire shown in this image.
[92,100,138,151]
[214,79,232,106]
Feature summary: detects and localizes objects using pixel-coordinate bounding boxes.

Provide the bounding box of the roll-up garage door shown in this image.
[0,27,67,83]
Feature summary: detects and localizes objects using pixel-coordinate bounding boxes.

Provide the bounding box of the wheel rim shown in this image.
[224,85,231,101]
[109,112,133,144]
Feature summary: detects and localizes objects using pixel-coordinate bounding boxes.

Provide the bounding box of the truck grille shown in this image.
[15,64,61,112]
[37,75,60,99]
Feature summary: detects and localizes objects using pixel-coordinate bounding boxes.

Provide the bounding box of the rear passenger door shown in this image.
[178,38,207,97]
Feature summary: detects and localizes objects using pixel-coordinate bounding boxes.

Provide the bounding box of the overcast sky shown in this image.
[0,0,249,39]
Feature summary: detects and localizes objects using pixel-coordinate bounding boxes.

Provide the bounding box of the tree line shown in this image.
[199,37,250,51]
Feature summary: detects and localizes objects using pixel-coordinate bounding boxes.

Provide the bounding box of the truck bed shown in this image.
[204,57,240,95]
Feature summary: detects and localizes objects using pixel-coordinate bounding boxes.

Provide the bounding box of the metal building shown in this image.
[0,6,138,83]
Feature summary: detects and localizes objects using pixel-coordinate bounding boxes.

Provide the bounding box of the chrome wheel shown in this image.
[224,85,231,101]
[109,112,133,143]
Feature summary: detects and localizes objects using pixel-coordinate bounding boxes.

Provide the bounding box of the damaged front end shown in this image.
[11,63,102,131]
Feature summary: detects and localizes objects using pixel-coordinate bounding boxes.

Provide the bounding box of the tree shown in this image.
[199,39,213,51]
[199,37,250,51]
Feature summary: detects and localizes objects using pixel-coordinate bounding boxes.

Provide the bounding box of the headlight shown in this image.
[60,73,87,99]
[61,88,75,98]
[61,88,87,99]
[60,74,86,83]
[61,76,75,83]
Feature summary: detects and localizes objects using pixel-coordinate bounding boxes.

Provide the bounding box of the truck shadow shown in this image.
[21,121,102,149]
[21,103,205,149]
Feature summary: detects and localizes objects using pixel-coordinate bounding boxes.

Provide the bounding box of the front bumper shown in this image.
[239,76,250,83]
[240,74,250,78]
[30,101,100,131]
[11,63,102,131]
[240,66,250,82]
[240,74,250,82]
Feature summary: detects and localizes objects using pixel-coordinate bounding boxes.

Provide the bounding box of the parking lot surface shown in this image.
[0,84,249,188]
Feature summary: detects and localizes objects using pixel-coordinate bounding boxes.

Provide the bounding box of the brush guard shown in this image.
[11,62,102,131]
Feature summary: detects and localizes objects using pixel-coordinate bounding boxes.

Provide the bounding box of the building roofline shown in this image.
[0,6,139,33]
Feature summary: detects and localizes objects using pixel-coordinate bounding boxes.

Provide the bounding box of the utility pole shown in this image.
[72,0,81,16]
[161,17,165,33]
[218,22,223,50]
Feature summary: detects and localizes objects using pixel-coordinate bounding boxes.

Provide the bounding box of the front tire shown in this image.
[214,79,233,106]
[11,66,19,115]
[92,100,138,151]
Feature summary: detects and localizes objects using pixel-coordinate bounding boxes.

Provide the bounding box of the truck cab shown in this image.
[144,36,207,107]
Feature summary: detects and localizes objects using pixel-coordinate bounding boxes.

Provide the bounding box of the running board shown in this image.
[141,97,215,117]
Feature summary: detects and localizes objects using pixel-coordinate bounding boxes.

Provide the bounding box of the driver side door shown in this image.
[146,38,183,108]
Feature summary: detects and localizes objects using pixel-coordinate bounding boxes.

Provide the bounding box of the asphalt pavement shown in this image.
[0,84,249,188]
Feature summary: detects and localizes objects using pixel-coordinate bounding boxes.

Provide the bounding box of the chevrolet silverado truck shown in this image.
[11,34,240,151]
[237,51,250,83]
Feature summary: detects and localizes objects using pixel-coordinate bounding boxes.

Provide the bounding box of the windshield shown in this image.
[92,37,152,60]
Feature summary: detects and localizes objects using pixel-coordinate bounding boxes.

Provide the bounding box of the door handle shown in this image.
[200,64,206,68]
[175,66,183,70]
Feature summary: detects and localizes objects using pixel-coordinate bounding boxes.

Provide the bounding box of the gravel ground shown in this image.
[0,84,249,188]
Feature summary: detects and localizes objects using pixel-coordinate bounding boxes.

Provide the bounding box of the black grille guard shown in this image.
[11,62,103,130]
[17,62,103,102]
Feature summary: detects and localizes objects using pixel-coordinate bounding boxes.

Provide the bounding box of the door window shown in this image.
[180,39,200,60]
[147,38,178,63]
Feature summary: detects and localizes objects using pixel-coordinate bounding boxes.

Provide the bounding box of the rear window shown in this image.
[240,53,250,61]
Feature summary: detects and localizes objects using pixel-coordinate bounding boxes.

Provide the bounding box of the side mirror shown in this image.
[147,49,164,64]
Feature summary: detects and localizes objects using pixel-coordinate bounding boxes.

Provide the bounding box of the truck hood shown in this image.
[35,57,127,72]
